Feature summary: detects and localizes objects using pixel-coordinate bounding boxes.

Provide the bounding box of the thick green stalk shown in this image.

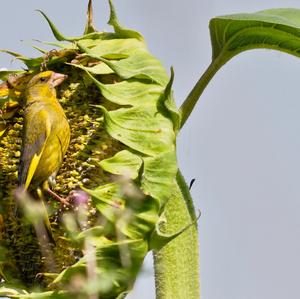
[153,171,200,299]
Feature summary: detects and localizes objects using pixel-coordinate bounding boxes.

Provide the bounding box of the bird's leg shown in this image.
[42,181,70,207]
[46,188,70,207]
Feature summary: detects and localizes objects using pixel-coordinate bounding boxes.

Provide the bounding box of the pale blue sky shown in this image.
[2,1,300,298]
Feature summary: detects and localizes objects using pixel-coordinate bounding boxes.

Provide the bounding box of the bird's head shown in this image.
[25,71,67,101]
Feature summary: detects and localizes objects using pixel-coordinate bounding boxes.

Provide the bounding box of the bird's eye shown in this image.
[40,77,46,82]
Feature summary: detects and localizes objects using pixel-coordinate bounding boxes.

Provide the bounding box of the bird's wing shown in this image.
[18,109,51,189]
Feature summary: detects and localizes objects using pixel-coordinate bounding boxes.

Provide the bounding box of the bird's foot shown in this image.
[47,189,90,210]
[46,188,71,208]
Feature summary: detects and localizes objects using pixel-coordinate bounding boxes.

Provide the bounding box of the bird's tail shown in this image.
[14,187,56,245]
[39,199,56,245]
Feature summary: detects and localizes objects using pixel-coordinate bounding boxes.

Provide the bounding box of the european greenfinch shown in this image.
[18,71,69,189]
[17,71,70,243]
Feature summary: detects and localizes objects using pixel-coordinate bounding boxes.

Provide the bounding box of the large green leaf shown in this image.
[210,8,300,60]
[180,8,300,127]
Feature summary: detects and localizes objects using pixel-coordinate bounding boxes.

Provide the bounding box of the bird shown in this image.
[17,70,70,243]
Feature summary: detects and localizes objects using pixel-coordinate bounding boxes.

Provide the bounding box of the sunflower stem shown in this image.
[153,170,200,299]
[180,53,226,128]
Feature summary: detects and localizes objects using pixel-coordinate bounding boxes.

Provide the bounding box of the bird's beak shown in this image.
[51,72,67,87]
